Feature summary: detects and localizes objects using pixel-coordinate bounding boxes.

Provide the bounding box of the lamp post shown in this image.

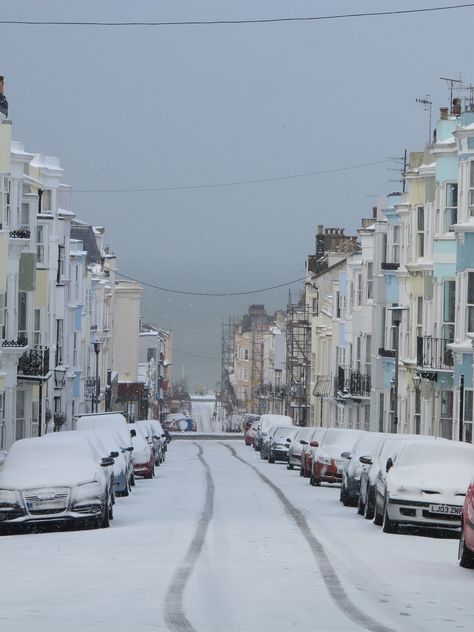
[389,306,407,433]
[93,340,101,413]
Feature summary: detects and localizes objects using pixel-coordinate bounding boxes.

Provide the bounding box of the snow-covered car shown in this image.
[254,414,293,452]
[310,428,363,486]
[75,413,135,489]
[0,437,114,534]
[129,423,155,479]
[374,439,474,533]
[260,424,280,460]
[358,434,417,520]
[287,427,316,470]
[0,451,7,472]
[136,420,162,466]
[165,414,194,432]
[267,426,300,464]
[340,432,385,506]
[301,427,327,478]
[459,475,474,568]
[243,414,260,445]
[149,419,168,460]
[43,431,117,503]
[76,429,132,497]
[225,413,242,433]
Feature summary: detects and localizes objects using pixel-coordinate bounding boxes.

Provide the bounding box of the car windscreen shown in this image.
[396,441,474,468]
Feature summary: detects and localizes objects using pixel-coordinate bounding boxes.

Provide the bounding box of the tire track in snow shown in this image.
[164,443,215,632]
[221,443,396,632]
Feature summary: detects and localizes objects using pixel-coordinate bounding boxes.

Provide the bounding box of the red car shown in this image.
[245,417,261,446]
[300,428,326,478]
[459,476,474,568]
[129,423,155,479]
[310,428,362,486]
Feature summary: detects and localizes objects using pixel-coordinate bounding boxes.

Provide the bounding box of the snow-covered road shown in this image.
[0,441,471,631]
[190,397,219,433]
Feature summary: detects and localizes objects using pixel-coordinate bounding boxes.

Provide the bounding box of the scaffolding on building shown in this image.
[285,300,311,425]
[251,331,264,413]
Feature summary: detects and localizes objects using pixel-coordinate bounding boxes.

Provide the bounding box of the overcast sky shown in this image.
[1,1,474,390]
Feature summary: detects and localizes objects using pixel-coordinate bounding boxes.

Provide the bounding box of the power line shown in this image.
[116,270,306,297]
[173,348,219,361]
[74,159,392,194]
[0,4,472,27]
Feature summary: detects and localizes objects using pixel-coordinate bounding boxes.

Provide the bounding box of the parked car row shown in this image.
[244,419,474,569]
[0,413,171,536]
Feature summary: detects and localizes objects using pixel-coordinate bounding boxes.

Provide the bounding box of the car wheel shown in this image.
[299,466,304,477]
[459,527,474,568]
[268,453,275,464]
[287,463,294,470]
[373,493,383,526]
[310,472,320,486]
[340,484,348,505]
[382,500,397,533]
[357,494,365,516]
[130,474,135,487]
[101,500,111,529]
[364,488,375,520]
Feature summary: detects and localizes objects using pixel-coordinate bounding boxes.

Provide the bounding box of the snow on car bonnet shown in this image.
[0,437,100,489]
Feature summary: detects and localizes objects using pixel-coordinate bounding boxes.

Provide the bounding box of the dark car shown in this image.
[340,432,384,506]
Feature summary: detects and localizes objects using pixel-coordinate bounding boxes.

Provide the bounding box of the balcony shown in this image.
[378,347,395,358]
[416,336,454,371]
[381,261,399,271]
[17,346,50,378]
[336,366,371,398]
[2,337,28,348]
[9,228,31,239]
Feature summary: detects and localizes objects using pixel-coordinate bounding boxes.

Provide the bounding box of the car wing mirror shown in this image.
[287,438,292,443]
[386,457,394,473]
[309,440,319,448]
[127,446,134,452]
[359,455,372,465]
[110,451,120,459]
[130,429,136,437]
[300,439,308,445]
[341,451,351,460]
[101,457,115,467]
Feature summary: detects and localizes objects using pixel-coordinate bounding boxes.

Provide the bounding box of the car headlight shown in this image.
[0,489,20,507]
[73,482,103,502]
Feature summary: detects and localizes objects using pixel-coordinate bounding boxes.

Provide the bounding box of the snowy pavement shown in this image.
[0,440,472,631]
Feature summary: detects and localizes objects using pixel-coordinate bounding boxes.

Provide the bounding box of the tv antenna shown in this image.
[440,75,462,111]
[416,95,433,144]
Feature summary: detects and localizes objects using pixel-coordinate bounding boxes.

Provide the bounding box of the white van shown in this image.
[254,414,293,452]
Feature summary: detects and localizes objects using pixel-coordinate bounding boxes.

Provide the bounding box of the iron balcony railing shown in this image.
[416,336,454,371]
[9,228,31,239]
[336,366,371,397]
[2,337,28,348]
[17,346,50,378]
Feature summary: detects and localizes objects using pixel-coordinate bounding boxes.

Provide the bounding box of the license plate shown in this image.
[429,503,461,516]
[28,500,65,512]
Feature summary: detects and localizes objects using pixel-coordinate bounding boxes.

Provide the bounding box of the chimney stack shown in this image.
[372,206,378,219]
[0,75,8,118]
[440,107,449,120]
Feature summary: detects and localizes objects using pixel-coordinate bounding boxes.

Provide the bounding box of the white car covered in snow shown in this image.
[0,437,114,534]
[374,439,474,533]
